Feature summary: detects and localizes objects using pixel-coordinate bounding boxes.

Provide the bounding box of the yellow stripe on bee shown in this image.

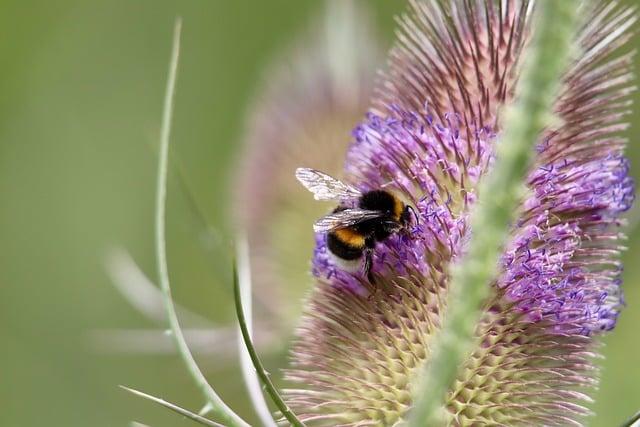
[334,228,366,248]
[393,197,404,221]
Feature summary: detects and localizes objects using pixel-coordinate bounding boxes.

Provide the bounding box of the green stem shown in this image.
[235,236,279,426]
[120,386,225,427]
[408,1,581,425]
[233,260,306,427]
[620,410,640,427]
[154,18,248,427]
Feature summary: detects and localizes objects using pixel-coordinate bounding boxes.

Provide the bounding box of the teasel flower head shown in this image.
[285,1,636,425]
[234,0,382,325]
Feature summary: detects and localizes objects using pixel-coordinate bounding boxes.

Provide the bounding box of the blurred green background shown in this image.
[0,1,638,426]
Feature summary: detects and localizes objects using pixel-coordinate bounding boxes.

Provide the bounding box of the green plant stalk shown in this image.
[233,261,306,427]
[120,386,225,427]
[620,410,640,427]
[235,236,279,427]
[154,18,248,427]
[408,1,581,425]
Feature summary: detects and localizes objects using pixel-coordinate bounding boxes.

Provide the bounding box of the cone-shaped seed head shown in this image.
[285,1,636,425]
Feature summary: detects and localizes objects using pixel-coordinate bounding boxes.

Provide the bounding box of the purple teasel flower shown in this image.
[285,1,636,425]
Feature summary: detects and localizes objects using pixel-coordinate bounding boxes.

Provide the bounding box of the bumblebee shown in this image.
[296,168,417,282]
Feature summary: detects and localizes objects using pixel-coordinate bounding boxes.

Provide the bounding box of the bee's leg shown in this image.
[363,248,374,284]
[363,249,379,303]
[363,236,377,285]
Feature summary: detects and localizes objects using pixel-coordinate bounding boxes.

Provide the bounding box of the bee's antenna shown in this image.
[406,205,420,226]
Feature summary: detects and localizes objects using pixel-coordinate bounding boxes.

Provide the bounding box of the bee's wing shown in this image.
[313,208,385,233]
[296,168,362,201]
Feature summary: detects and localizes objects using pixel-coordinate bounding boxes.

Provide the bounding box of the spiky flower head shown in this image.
[285,1,636,425]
